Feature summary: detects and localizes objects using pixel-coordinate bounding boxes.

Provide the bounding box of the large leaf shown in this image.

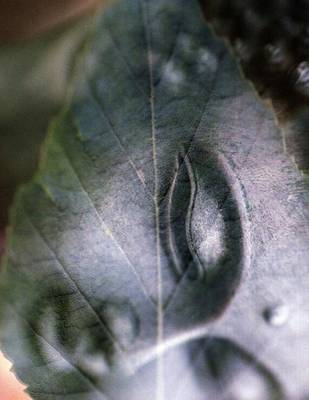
[1,0,309,399]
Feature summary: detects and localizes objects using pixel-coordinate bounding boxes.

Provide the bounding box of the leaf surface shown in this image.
[1,0,309,399]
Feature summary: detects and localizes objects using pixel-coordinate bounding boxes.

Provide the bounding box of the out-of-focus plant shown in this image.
[0,1,105,248]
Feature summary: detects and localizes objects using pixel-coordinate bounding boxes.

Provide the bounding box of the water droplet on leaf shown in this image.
[263,304,289,327]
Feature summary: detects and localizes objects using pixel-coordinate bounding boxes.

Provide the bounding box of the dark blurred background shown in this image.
[200,0,309,173]
[0,0,99,42]
[0,0,103,254]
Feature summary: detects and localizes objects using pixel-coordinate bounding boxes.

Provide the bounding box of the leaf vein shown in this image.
[7,305,108,399]
[140,0,164,398]
[61,138,155,307]
[23,209,125,356]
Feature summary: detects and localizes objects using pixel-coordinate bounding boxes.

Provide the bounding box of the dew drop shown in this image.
[263,304,289,327]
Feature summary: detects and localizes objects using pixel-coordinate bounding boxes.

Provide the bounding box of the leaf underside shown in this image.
[1,0,309,399]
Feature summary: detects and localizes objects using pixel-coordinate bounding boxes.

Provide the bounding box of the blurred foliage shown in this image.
[0,0,100,42]
[0,14,95,231]
[200,0,309,173]
[200,0,309,113]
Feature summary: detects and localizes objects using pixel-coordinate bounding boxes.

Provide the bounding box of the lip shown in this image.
[0,0,101,43]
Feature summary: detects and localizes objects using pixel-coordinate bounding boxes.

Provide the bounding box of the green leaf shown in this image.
[1,0,309,399]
